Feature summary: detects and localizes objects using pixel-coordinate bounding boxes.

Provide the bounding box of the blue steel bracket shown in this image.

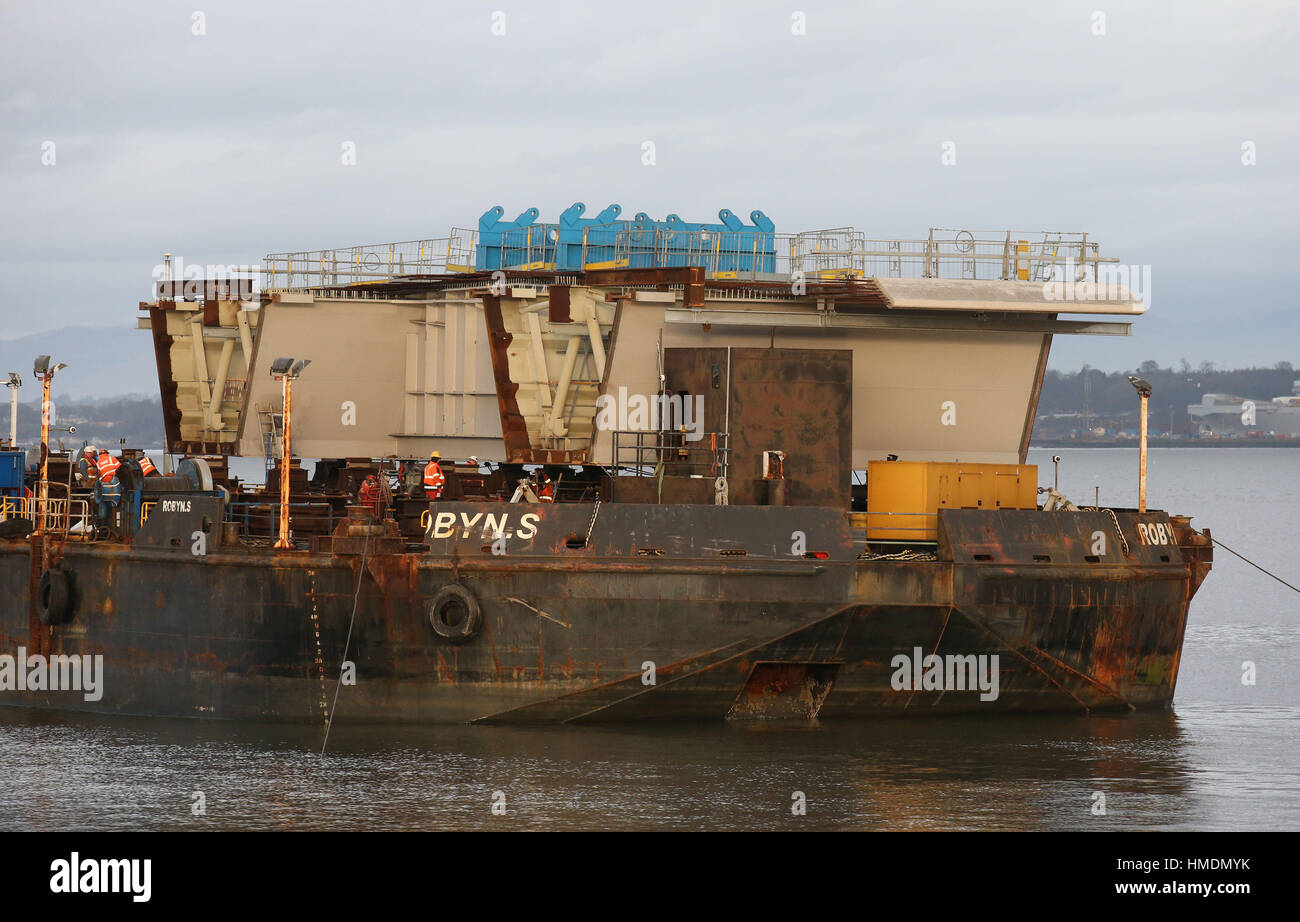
[477,203,776,274]
[476,205,542,270]
[652,208,777,273]
[558,202,624,269]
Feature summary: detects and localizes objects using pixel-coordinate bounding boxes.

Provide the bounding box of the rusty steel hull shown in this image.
[0,505,1209,723]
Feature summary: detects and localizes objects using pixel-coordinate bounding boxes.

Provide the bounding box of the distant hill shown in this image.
[5,396,165,451]
[0,324,160,402]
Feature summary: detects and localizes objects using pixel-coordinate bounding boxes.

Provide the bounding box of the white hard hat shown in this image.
[85,445,97,454]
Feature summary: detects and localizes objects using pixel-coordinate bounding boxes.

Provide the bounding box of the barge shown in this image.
[0,206,1213,722]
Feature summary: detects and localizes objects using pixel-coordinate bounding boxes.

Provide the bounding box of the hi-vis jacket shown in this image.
[96,452,121,483]
[423,461,446,497]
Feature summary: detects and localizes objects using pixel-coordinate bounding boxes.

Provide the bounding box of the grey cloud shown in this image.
[0,0,1296,373]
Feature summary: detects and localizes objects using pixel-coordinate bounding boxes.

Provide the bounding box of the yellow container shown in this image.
[864,461,1039,542]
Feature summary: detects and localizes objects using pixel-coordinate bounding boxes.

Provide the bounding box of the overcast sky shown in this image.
[1,0,1296,376]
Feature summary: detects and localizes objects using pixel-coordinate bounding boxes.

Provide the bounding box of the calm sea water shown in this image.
[1,448,1296,831]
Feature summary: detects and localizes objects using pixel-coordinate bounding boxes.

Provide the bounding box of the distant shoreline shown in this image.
[1031,439,1300,449]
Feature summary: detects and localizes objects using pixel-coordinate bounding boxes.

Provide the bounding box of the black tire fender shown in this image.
[426,583,482,645]
[37,568,72,626]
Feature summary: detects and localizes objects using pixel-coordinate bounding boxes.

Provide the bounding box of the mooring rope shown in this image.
[321,528,369,756]
[584,499,601,546]
[1210,536,1300,595]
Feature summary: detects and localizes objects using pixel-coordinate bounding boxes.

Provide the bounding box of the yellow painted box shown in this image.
[864,461,1039,542]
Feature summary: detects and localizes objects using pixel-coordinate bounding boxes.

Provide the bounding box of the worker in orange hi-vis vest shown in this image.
[95,449,121,485]
[137,454,159,477]
[423,451,446,500]
[75,445,99,487]
[93,449,124,532]
[533,468,555,502]
[358,474,382,517]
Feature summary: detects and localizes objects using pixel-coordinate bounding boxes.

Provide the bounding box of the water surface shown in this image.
[1,448,1296,830]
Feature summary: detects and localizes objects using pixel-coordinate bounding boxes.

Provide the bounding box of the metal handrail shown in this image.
[610,429,730,492]
[263,230,479,290]
[2,496,94,539]
[500,224,558,269]
[576,225,1113,282]
[260,224,1116,290]
[225,499,337,537]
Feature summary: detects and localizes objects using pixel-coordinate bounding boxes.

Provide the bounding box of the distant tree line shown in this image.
[6,397,165,450]
[1038,361,1296,433]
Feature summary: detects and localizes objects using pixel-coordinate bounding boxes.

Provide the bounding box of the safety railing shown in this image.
[579,224,778,276]
[575,225,1112,282]
[609,430,730,498]
[260,225,1113,289]
[854,229,1108,282]
[787,227,864,278]
[443,228,478,272]
[226,500,338,537]
[1,496,95,539]
[499,224,559,270]
[263,230,479,290]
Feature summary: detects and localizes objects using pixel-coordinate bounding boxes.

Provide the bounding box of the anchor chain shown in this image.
[307,569,329,727]
[1103,508,1130,556]
[1079,506,1131,557]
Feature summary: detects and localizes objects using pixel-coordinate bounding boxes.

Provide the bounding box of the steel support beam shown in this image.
[664,308,1131,336]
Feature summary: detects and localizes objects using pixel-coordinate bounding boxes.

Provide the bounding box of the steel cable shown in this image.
[1210,536,1300,595]
[321,528,368,755]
